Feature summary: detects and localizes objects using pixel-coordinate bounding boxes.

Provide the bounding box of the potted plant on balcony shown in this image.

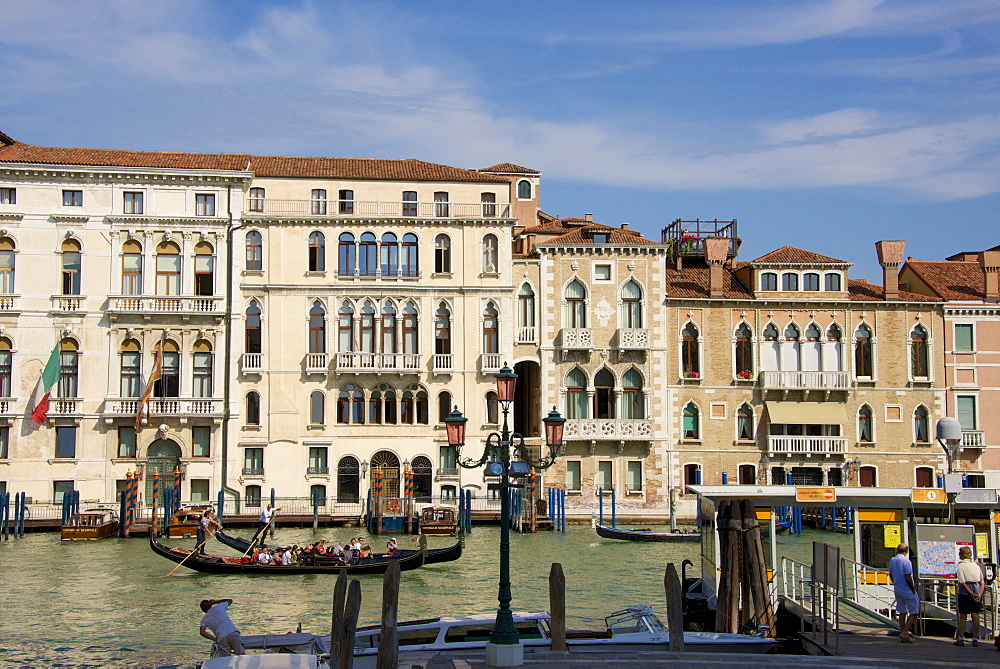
[735,369,753,382]
[682,370,700,381]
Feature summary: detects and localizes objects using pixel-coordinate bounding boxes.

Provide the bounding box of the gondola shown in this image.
[595,523,699,543]
[150,533,426,575]
[213,530,463,565]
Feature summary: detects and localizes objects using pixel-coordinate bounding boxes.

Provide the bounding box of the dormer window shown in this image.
[803,273,819,291]
[760,272,777,291]
[781,273,798,291]
[592,233,609,244]
[825,273,842,291]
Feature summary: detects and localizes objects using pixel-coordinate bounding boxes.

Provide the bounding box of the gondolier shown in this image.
[258,503,280,534]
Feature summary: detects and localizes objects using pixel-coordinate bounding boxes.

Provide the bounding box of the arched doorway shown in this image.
[370,450,400,499]
[411,456,432,502]
[513,360,540,438]
[146,438,182,502]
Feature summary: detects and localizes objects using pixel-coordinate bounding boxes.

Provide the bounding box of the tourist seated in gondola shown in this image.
[384,538,399,556]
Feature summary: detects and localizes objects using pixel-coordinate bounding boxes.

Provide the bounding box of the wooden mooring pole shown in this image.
[340,579,362,669]
[664,563,685,652]
[376,559,400,669]
[331,569,347,667]
[549,562,566,652]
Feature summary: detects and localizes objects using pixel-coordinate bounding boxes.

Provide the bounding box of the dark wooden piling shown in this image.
[740,499,776,637]
[549,562,566,652]
[376,558,400,669]
[331,569,347,665]
[664,563,685,652]
[715,499,744,634]
[341,579,362,669]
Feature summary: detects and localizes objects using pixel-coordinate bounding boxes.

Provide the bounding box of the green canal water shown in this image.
[0,524,852,667]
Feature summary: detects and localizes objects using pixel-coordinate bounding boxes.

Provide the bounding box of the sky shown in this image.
[2,0,999,281]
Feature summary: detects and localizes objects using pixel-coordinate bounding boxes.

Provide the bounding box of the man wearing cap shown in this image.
[199,598,245,656]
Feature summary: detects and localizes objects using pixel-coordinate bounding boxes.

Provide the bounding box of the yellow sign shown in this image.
[884,524,902,549]
[977,533,989,559]
[755,508,772,521]
[912,488,946,504]
[796,487,837,503]
[859,508,904,522]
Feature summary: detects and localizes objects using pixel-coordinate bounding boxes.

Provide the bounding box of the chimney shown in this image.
[980,249,1000,303]
[875,240,905,301]
[704,237,729,299]
[584,213,593,222]
[620,223,629,230]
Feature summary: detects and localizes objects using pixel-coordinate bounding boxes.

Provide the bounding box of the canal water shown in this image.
[0,524,852,667]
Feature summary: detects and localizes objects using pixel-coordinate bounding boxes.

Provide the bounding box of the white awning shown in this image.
[766,401,848,424]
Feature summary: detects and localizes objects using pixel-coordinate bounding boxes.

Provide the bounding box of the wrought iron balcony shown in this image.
[563,418,654,441]
[335,352,421,373]
[436,467,459,478]
[245,198,511,219]
[759,370,851,391]
[242,467,264,476]
[307,466,330,475]
[767,436,848,457]
[107,295,222,316]
[962,430,986,448]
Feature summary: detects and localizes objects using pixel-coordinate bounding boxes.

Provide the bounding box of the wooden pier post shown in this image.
[549,562,566,652]
[341,579,362,669]
[376,558,400,669]
[331,569,347,667]
[664,563,685,652]
[740,499,776,637]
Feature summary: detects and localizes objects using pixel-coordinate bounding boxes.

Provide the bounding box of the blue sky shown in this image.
[3,0,999,281]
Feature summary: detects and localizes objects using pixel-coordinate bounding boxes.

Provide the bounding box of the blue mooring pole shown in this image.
[611,487,616,529]
[598,487,603,526]
[216,490,225,524]
[270,487,277,537]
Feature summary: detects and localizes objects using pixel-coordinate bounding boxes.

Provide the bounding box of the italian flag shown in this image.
[30,343,61,424]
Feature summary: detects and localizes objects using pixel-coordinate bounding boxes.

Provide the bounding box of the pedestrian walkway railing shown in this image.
[840,558,896,624]
[780,556,840,654]
[921,578,996,639]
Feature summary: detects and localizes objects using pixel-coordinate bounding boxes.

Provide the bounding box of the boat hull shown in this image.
[595,524,699,542]
[60,522,119,540]
[214,531,462,565]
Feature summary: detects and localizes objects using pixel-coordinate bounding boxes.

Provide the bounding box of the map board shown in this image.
[915,524,975,580]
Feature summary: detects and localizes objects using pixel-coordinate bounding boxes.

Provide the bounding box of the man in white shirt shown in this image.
[954,545,985,646]
[888,544,919,643]
[258,503,281,535]
[199,599,244,656]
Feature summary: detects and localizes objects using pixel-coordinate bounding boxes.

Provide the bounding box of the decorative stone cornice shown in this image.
[106,215,228,227]
[0,165,251,187]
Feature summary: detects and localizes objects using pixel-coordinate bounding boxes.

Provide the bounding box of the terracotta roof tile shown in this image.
[665,260,754,299]
[903,260,985,301]
[752,245,850,265]
[0,141,251,171]
[542,224,661,246]
[847,279,941,302]
[479,162,539,175]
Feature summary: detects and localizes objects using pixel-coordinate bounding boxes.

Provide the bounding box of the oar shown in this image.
[243,512,279,558]
[163,536,209,577]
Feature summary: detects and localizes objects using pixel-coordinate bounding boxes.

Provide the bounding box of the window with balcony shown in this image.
[854,324,873,378]
[565,368,588,419]
[338,189,354,214]
[0,338,11,397]
[910,324,929,379]
[566,461,581,491]
[336,301,355,353]
[682,402,700,440]
[59,339,78,398]
[56,426,76,458]
[368,384,397,424]
[781,323,801,371]
[155,242,181,295]
[402,190,417,216]
[245,485,261,507]
[380,233,398,276]
[517,283,535,337]
[193,426,211,457]
[308,232,326,272]
[309,301,326,354]
[434,234,451,273]
[825,273,841,291]
[439,445,458,474]
[737,402,754,440]
[195,193,215,216]
[360,301,376,353]
[564,280,587,328]
[954,323,974,352]
[914,405,929,443]
[248,187,265,213]
[434,191,449,217]
[620,369,645,419]
[957,395,978,431]
[381,302,398,354]
[481,192,496,217]
[803,273,820,291]
[483,302,499,354]
[593,368,615,419]
[359,233,377,276]
[311,189,327,215]
[760,272,777,291]
[0,188,15,204]
[244,447,263,475]
[246,391,260,425]
[681,323,700,378]
[61,239,82,295]
[486,391,499,425]
[309,446,328,474]
[192,343,213,398]
[620,280,642,328]
[801,323,821,371]
[194,242,214,296]
[337,233,355,276]
[120,240,142,295]
[825,324,844,371]
[338,456,360,501]
[337,384,364,424]
[118,426,137,458]
[154,342,181,397]
[482,234,499,272]
[123,191,144,214]
[734,323,753,378]
[435,303,451,355]
[0,237,14,294]
[401,384,428,424]
[245,300,262,354]
[63,190,83,206]
[120,339,141,397]
[858,404,874,443]
[760,323,779,371]
[401,233,418,277]
[245,231,262,271]
[402,302,417,354]
[738,464,757,484]
[517,179,531,199]
[310,390,325,425]
[627,461,643,492]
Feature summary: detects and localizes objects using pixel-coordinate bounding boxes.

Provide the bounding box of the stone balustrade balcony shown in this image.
[759,370,851,391]
[335,352,421,373]
[767,435,848,457]
[563,418,654,441]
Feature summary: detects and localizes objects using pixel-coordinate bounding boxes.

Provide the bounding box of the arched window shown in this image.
[61,239,82,295]
[517,284,535,335]
[517,179,532,199]
[154,340,180,397]
[761,322,780,372]
[781,273,799,291]
[311,189,327,215]
[434,234,451,274]
[155,241,180,295]
[0,338,9,398]
[681,323,700,377]
[910,324,929,378]
[594,368,615,419]
[486,390,499,424]
[564,280,587,328]
[438,391,452,423]
[481,192,497,217]
[360,301,376,353]
[621,280,642,328]
[682,402,700,440]
[121,240,142,295]
[738,464,757,485]
[309,302,326,354]
[621,369,644,419]
[246,230,264,271]
[482,234,499,272]
[246,391,260,425]
[565,368,588,419]
[194,241,214,296]
[760,272,777,291]
[915,466,934,488]
[411,456,433,502]
[824,324,843,371]
[192,340,213,397]
[337,384,364,424]
[855,324,873,378]
[859,465,877,488]
[803,273,820,291]
[308,232,325,272]
[338,233,356,276]
[401,385,428,424]
[0,238,14,294]
[825,273,841,291]
[801,323,821,372]
[782,323,801,371]
[401,233,418,277]
[337,456,360,502]
[434,191,449,217]
[359,232,377,276]
[381,302,397,353]
[338,301,355,352]
[858,404,873,443]
[119,339,141,397]
[737,402,754,441]
[58,338,79,398]
[914,405,929,443]
[684,463,702,485]
[402,190,417,217]
[734,323,753,378]
[245,301,262,354]
[483,302,499,354]
[435,303,451,354]
[402,302,418,354]
[380,232,399,276]
[369,383,396,424]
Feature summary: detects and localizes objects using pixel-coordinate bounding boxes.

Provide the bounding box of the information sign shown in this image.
[976,533,989,559]
[911,488,945,504]
[796,487,836,503]
[915,524,976,580]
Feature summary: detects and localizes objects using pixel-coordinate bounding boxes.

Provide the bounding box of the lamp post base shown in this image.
[485,641,524,667]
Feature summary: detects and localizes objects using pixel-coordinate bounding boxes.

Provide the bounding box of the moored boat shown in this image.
[418,505,458,536]
[595,523,699,542]
[60,507,120,540]
[167,504,214,538]
[214,530,463,565]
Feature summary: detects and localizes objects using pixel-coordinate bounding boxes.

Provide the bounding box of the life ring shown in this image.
[386,499,401,513]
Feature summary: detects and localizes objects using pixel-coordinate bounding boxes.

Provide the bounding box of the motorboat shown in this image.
[167,504,214,538]
[60,507,120,540]
[418,505,458,536]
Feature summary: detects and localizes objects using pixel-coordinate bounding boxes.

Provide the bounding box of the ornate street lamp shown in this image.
[444,362,564,667]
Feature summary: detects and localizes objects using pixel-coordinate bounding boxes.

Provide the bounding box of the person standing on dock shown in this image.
[199,598,245,656]
[888,543,919,643]
[954,545,985,646]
